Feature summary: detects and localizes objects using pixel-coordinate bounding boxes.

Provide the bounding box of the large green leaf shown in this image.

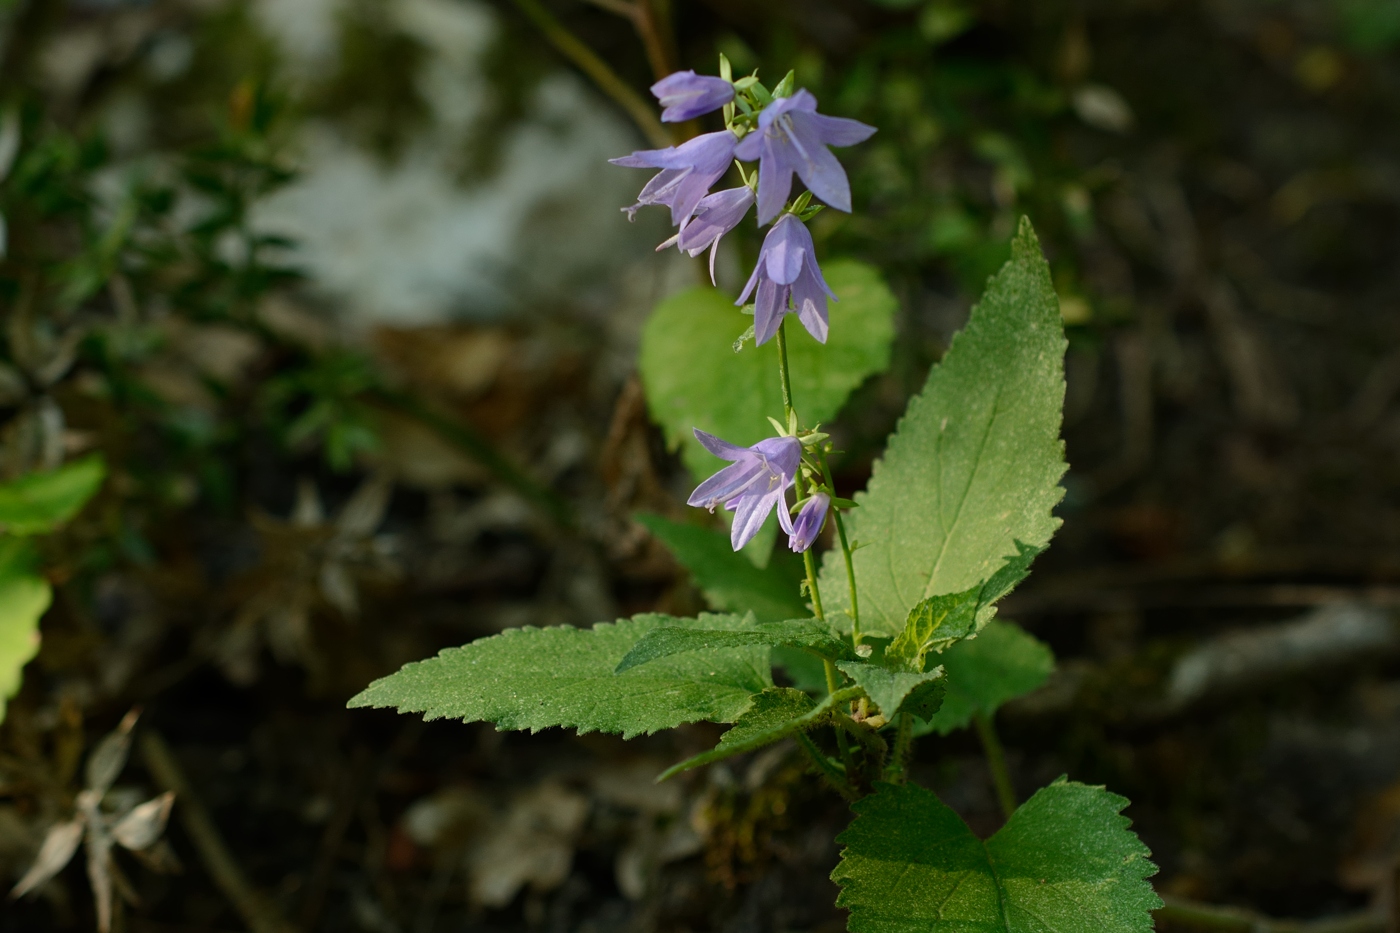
[637,513,806,622]
[659,686,819,779]
[616,617,853,674]
[0,539,50,723]
[641,259,897,480]
[833,779,1161,933]
[348,613,771,739]
[820,219,1066,635]
[0,456,106,536]
[919,620,1054,736]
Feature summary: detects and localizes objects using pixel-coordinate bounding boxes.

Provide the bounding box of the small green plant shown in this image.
[352,63,1161,931]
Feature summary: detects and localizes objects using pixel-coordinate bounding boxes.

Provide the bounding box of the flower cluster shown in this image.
[613,64,873,554]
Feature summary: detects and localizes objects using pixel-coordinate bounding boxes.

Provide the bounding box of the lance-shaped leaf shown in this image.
[836,661,945,722]
[616,617,854,674]
[10,818,83,898]
[887,542,1043,669]
[0,539,49,724]
[659,685,863,780]
[111,791,176,851]
[641,260,897,480]
[637,513,806,622]
[819,219,1066,635]
[833,779,1161,933]
[917,620,1055,736]
[348,613,771,739]
[0,456,106,536]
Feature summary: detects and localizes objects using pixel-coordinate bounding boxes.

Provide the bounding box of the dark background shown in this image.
[2,0,1400,930]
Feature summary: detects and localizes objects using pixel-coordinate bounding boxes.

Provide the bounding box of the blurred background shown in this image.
[3,0,1400,930]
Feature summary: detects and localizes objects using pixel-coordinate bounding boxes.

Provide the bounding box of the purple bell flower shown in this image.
[687,429,801,551]
[651,71,735,123]
[737,214,836,346]
[611,130,738,227]
[657,186,755,284]
[733,89,876,225]
[787,493,829,553]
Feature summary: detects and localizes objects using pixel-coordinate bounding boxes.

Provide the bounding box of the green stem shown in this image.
[819,452,861,646]
[1154,896,1383,933]
[506,0,672,149]
[794,731,857,802]
[974,711,1017,821]
[883,713,913,783]
[775,320,796,417]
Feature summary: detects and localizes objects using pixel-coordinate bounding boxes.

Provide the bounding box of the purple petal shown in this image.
[754,136,794,225]
[753,279,788,346]
[784,113,854,213]
[737,254,764,305]
[693,427,749,461]
[788,493,830,552]
[752,435,802,479]
[651,72,735,123]
[733,131,762,162]
[677,187,754,255]
[688,460,766,509]
[805,112,877,147]
[730,487,783,550]
[791,269,830,344]
[763,215,810,285]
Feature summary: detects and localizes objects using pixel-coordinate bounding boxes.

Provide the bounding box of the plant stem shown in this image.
[794,731,857,802]
[1154,896,1383,933]
[775,319,796,419]
[883,713,913,783]
[973,711,1017,821]
[819,452,862,646]
[506,0,672,149]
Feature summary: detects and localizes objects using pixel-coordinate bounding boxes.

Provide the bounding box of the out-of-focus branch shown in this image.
[1155,896,1383,933]
[507,0,672,148]
[582,0,678,82]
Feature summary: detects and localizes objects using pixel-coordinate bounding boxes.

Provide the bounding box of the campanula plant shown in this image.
[352,61,1162,933]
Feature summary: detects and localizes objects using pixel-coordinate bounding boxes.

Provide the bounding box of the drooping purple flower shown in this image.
[687,429,801,551]
[733,89,877,225]
[788,493,829,553]
[657,186,755,283]
[737,213,835,346]
[610,131,738,227]
[651,71,735,123]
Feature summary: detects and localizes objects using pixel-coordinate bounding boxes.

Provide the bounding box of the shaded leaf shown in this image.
[0,456,105,536]
[918,621,1054,736]
[616,618,854,674]
[820,220,1066,635]
[11,819,83,898]
[637,513,805,622]
[641,260,897,480]
[833,779,1161,933]
[0,539,49,724]
[660,685,862,780]
[887,543,1042,669]
[836,661,945,722]
[348,613,771,739]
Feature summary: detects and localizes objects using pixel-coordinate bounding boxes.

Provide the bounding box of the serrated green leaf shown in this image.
[836,661,945,722]
[0,456,106,536]
[820,220,1066,635]
[348,613,771,739]
[617,618,854,674]
[659,686,819,779]
[0,539,49,724]
[641,260,897,481]
[917,621,1054,736]
[637,513,805,622]
[888,542,1043,669]
[833,779,1161,933]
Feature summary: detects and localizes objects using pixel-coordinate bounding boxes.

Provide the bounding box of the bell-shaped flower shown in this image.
[787,493,829,553]
[733,89,876,224]
[687,429,802,551]
[658,186,755,283]
[651,71,735,123]
[611,130,737,227]
[737,214,835,346]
